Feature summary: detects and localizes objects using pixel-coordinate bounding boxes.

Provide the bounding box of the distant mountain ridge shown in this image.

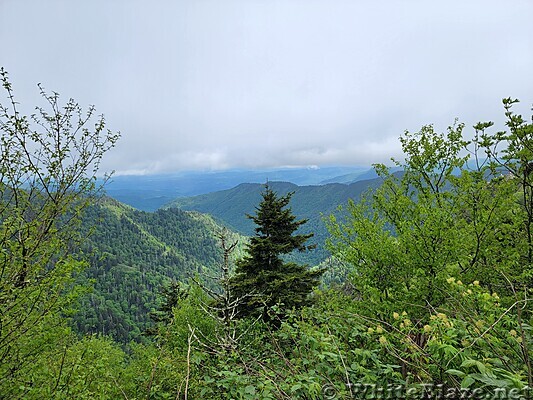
[320,166,403,184]
[164,177,387,265]
[104,166,371,211]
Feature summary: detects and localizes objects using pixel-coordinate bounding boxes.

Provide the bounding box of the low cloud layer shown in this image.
[1,0,532,175]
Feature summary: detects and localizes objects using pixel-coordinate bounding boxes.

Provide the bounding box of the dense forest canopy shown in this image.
[2,67,533,398]
[76,199,245,343]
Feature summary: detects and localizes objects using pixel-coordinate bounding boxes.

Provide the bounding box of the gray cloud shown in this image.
[1,0,532,175]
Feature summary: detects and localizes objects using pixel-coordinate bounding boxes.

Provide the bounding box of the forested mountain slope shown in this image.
[164,178,386,264]
[74,197,244,343]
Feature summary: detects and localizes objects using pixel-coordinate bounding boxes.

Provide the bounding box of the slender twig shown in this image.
[184,327,195,400]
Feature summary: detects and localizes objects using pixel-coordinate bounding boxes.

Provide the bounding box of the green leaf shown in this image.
[245,385,256,395]
[446,369,466,378]
[461,359,486,373]
[291,384,302,392]
[461,376,475,388]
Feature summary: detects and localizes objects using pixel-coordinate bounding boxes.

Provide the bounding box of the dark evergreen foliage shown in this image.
[230,185,324,321]
[149,281,189,325]
[144,281,189,336]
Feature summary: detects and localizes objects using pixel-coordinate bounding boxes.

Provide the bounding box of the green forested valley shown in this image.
[75,197,245,343]
[2,67,533,399]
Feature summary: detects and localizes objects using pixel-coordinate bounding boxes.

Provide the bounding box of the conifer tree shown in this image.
[230,184,324,321]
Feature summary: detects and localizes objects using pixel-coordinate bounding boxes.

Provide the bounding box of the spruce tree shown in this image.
[230,184,324,321]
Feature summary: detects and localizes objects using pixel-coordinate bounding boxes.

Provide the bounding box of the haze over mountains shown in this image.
[104,165,389,211]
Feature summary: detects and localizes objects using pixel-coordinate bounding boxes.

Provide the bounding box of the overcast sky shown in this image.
[1,1,532,175]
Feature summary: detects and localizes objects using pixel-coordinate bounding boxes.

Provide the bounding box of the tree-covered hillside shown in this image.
[164,178,386,264]
[74,197,245,343]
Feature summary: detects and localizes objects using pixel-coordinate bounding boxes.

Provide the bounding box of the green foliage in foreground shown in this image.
[181,284,530,399]
[0,67,119,393]
[327,100,533,319]
[4,281,532,399]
